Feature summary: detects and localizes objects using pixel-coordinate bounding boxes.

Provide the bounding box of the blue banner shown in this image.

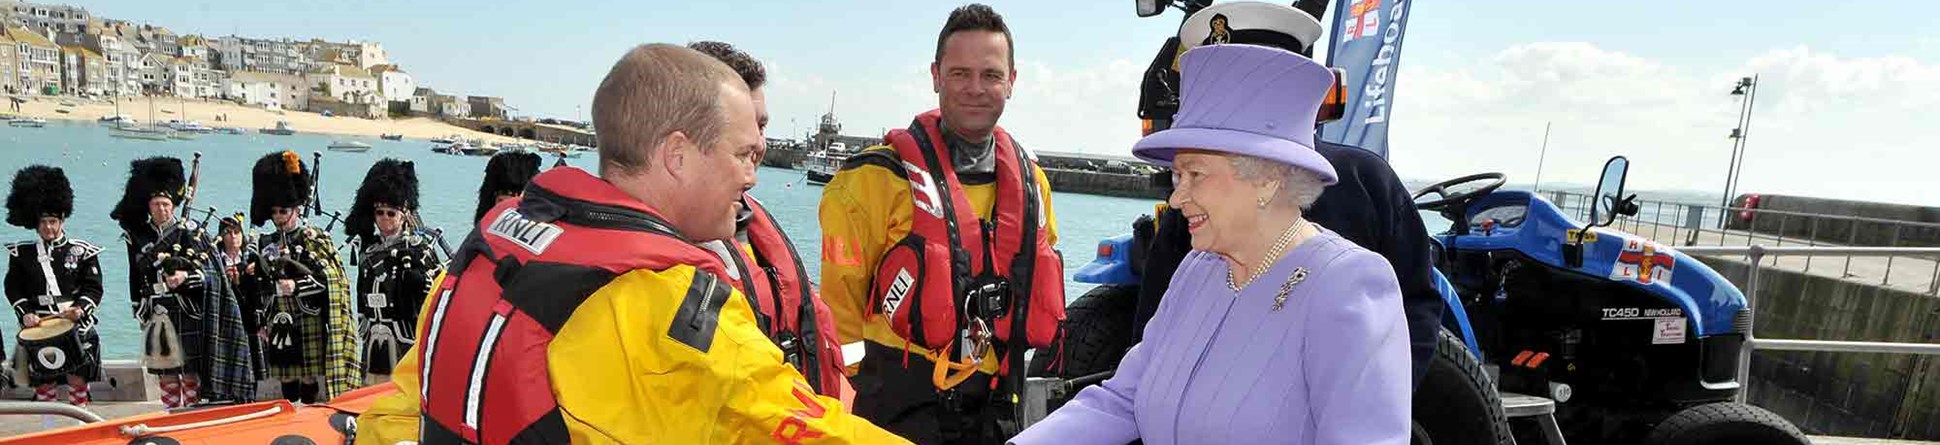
[1320,0,1415,159]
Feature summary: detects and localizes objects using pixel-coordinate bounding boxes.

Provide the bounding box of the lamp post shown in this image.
[1721,75,1759,212]
[1533,121,1552,192]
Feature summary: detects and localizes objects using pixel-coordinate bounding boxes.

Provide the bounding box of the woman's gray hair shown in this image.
[1230,154,1326,210]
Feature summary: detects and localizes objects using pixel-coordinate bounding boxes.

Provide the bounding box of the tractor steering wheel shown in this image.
[1412,173,1508,219]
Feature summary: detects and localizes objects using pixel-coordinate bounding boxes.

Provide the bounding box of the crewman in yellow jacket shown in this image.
[821,5,1066,443]
[358,43,904,445]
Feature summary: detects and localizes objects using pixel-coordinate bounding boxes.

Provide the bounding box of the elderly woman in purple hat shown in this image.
[1010,43,1410,445]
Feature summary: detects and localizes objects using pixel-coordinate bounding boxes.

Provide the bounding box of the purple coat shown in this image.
[1013,231,1411,445]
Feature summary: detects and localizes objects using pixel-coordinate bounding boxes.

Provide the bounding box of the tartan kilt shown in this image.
[263,291,328,379]
[141,297,208,376]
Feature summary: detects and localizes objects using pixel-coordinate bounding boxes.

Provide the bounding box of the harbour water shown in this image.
[0,121,1155,360]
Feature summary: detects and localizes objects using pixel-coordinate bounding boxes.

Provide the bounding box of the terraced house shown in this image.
[79,20,145,96]
[6,25,59,94]
[0,1,88,35]
[57,42,103,96]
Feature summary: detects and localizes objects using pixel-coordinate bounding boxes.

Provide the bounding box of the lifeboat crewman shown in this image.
[414,43,903,444]
[818,4,1067,443]
[687,40,850,398]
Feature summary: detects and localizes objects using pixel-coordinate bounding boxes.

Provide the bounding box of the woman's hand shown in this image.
[21,313,40,327]
[165,271,188,289]
[277,279,297,296]
[59,306,82,321]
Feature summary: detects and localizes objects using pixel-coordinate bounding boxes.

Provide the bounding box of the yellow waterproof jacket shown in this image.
[819,145,1059,374]
[360,168,906,445]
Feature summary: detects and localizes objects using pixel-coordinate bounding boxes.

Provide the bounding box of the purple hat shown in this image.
[1132,44,1338,184]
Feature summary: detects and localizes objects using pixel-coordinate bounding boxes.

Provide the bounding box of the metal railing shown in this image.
[1549,191,1940,295]
[0,401,105,423]
[1676,245,1940,404]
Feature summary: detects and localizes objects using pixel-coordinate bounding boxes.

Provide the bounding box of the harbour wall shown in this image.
[1697,256,1940,439]
[1731,194,1940,248]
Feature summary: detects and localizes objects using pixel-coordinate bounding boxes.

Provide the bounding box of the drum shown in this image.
[18,318,89,380]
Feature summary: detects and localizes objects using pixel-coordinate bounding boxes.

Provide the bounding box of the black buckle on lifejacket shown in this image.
[776,331,803,369]
[965,275,1011,319]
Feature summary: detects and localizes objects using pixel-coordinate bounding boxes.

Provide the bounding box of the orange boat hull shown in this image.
[1,385,389,445]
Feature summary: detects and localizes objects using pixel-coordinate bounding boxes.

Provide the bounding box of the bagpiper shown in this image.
[473,151,541,223]
[213,212,269,386]
[110,157,255,408]
[248,151,358,403]
[5,165,103,409]
[344,158,442,385]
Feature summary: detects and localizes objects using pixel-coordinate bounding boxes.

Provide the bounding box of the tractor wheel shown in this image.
[1643,402,1808,445]
[1412,328,1513,445]
[1029,284,1140,379]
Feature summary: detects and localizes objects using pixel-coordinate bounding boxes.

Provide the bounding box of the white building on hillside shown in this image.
[307,63,378,104]
[369,64,413,103]
[223,70,308,110]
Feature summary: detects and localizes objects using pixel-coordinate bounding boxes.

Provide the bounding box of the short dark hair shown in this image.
[934,3,1014,68]
[688,40,766,90]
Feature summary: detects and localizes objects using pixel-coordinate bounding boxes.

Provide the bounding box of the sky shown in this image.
[77,0,1940,205]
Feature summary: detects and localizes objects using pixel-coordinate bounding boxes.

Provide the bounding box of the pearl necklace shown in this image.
[1227,220,1309,292]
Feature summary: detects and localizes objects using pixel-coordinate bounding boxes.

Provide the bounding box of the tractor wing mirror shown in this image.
[1588,156,1630,228]
[1136,0,1169,17]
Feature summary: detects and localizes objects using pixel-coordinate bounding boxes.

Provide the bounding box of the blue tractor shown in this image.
[1027,1,1812,443]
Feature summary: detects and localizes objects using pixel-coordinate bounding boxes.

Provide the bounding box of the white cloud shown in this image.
[1390,43,1940,206]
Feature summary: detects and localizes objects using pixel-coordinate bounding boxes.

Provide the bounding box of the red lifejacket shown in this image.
[731,194,848,397]
[870,110,1066,358]
[417,168,729,445]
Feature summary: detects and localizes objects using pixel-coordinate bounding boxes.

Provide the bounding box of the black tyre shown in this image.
[1644,402,1809,445]
[1412,328,1513,445]
[1029,284,1140,379]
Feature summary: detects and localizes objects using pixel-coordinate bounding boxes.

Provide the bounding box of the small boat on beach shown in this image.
[328,141,373,152]
[7,117,46,128]
[381,133,404,141]
[429,134,459,144]
[97,114,133,125]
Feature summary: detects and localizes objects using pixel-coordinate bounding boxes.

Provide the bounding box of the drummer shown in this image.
[4,165,104,409]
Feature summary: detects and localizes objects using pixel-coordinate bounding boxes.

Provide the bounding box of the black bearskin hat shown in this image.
[6,165,73,229]
[251,151,312,227]
[475,151,541,222]
[346,158,420,245]
[110,157,186,234]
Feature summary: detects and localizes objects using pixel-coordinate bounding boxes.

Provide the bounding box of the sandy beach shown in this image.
[3,95,528,144]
